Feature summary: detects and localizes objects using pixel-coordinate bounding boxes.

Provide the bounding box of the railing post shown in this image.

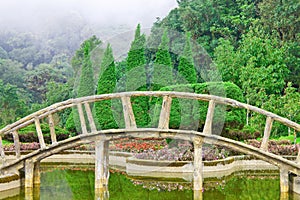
[95,139,110,198]
[48,114,57,144]
[0,135,6,164]
[77,103,88,134]
[121,96,137,129]
[84,102,97,133]
[12,131,21,158]
[260,116,273,151]
[203,100,215,135]
[158,96,172,129]
[193,136,203,200]
[34,118,46,149]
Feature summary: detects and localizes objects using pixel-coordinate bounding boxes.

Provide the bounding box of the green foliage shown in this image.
[177,32,197,84]
[3,123,69,143]
[156,82,245,133]
[95,44,118,130]
[126,24,146,72]
[214,28,289,108]
[0,80,29,126]
[126,24,150,127]
[154,29,172,68]
[66,41,95,134]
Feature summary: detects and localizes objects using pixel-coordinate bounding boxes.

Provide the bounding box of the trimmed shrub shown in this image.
[155,82,246,133]
[3,123,69,143]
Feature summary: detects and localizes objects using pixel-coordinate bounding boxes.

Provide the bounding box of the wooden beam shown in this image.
[95,140,110,193]
[121,96,137,129]
[77,103,88,134]
[12,131,21,158]
[158,96,172,129]
[84,102,97,133]
[25,159,34,188]
[34,118,46,150]
[260,116,273,151]
[193,137,203,195]
[0,136,6,163]
[48,114,57,144]
[203,100,215,135]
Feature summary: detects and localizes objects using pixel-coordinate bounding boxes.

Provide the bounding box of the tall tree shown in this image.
[126,24,149,127]
[95,44,118,129]
[66,42,95,134]
[177,32,197,84]
[126,24,146,72]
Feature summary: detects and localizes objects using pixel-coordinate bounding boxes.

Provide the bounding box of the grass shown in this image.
[257,135,300,144]
[2,139,12,145]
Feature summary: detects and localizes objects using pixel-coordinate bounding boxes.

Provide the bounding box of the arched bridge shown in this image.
[0,91,299,197]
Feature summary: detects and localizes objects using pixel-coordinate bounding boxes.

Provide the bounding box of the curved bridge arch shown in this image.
[0,91,299,194]
[1,128,300,175]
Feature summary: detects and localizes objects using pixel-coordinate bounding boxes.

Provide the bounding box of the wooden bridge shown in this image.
[0,91,299,199]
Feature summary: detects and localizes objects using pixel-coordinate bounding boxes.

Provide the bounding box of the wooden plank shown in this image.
[48,114,57,144]
[77,103,88,134]
[121,96,137,129]
[193,137,203,194]
[158,96,172,129]
[34,118,46,149]
[203,100,215,135]
[12,131,21,158]
[260,116,273,151]
[84,102,97,133]
[0,135,6,162]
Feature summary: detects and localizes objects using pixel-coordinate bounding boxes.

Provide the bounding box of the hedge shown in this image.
[153,82,246,134]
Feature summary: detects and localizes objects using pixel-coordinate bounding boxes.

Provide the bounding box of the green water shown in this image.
[1,169,299,200]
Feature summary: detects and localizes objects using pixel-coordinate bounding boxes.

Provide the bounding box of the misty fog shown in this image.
[0,0,178,37]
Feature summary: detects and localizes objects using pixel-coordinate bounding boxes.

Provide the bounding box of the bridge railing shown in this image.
[0,91,299,164]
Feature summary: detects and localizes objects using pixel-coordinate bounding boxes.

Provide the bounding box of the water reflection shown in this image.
[2,169,300,200]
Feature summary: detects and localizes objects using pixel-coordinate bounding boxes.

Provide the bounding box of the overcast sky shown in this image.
[0,0,178,30]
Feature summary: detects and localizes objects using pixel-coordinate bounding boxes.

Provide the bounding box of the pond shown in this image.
[0,168,299,200]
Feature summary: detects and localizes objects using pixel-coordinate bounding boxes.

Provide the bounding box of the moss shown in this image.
[0,174,20,184]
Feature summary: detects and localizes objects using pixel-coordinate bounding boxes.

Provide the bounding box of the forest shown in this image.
[0,0,299,140]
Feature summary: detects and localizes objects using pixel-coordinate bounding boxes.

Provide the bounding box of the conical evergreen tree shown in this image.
[95,44,118,129]
[152,29,174,90]
[125,24,149,127]
[126,24,146,71]
[66,42,95,134]
[178,32,197,84]
[154,29,172,67]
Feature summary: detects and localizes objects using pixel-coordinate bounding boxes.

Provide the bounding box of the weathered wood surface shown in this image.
[158,96,172,129]
[203,100,215,135]
[0,136,6,162]
[34,118,46,150]
[12,131,21,158]
[260,116,274,151]
[1,92,299,137]
[121,96,137,129]
[77,103,88,134]
[84,103,97,133]
[48,114,57,144]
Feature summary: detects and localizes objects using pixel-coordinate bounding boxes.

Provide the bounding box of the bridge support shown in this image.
[280,168,289,193]
[193,137,203,200]
[95,140,110,199]
[25,160,40,188]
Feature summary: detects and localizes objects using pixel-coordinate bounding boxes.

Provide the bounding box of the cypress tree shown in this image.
[66,42,95,134]
[126,24,146,71]
[126,24,149,127]
[178,32,197,84]
[95,44,118,129]
[152,29,173,90]
[154,29,172,67]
